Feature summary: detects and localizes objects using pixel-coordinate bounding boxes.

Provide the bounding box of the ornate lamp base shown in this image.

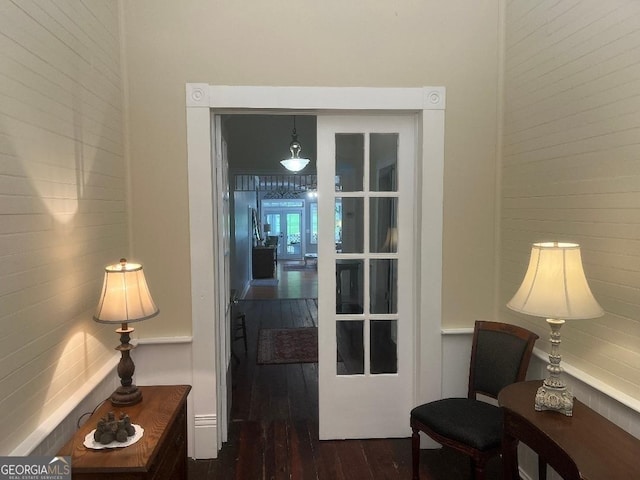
[110,323,143,407]
[535,382,573,416]
[533,318,574,416]
[111,384,143,406]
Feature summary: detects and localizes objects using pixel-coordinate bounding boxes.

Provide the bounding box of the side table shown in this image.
[59,384,191,480]
[499,380,640,480]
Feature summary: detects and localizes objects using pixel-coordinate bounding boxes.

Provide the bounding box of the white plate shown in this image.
[83,424,144,449]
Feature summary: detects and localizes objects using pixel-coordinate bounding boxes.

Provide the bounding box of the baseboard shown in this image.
[193,414,218,459]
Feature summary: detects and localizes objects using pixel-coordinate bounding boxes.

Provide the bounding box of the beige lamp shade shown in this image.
[507,242,604,320]
[382,227,398,252]
[94,259,159,323]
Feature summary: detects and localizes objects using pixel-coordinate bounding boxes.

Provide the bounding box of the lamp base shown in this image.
[535,382,573,416]
[110,384,143,407]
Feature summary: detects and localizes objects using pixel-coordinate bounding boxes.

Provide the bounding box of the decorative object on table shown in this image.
[280,116,310,173]
[94,258,159,406]
[84,421,144,450]
[507,242,604,416]
[93,412,136,444]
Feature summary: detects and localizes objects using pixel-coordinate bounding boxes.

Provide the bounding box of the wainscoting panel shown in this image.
[134,339,197,458]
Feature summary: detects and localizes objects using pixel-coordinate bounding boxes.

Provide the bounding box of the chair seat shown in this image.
[411,398,502,451]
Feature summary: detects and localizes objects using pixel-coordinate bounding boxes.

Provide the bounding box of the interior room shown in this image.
[2,1,639,479]
[222,114,319,299]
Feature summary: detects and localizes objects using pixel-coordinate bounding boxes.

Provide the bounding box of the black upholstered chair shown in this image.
[410,320,538,480]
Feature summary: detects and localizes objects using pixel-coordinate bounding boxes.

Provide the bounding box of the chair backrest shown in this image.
[468,320,538,399]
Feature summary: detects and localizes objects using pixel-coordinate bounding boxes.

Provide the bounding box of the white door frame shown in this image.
[185,84,445,458]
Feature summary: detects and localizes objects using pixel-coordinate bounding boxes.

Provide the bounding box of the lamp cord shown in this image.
[75,398,107,429]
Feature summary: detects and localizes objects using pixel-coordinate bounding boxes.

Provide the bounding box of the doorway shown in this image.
[185,84,445,458]
[262,201,304,261]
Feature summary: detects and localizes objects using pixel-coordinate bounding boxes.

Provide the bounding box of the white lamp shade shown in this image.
[94,260,159,323]
[507,242,604,320]
[280,157,310,172]
[383,227,398,252]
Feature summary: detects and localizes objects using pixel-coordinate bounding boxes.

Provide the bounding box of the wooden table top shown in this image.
[498,380,640,480]
[59,385,191,473]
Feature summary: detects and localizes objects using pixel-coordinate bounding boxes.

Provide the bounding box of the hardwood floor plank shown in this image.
[361,438,405,479]
[289,421,318,480]
[273,421,291,480]
[334,440,374,479]
[234,421,264,480]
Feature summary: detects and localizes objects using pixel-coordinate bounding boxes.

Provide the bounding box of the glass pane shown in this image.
[335,198,343,252]
[336,260,363,314]
[265,213,282,255]
[337,320,364,375]
[370,133,398,192]
[335,133,364,192]
[286,213,301,255]
[310,203,318,244]
[336,197,363,253]
[371,320,398,374]
[369,198,397,253]
[370,259,397,314]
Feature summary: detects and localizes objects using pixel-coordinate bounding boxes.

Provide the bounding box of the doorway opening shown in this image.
[223,114,319,301]
[185,84,445,459]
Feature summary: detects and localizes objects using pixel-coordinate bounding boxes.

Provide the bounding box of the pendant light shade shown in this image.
[280,116,310,173]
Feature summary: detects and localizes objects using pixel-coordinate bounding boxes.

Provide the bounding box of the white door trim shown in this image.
[185,84,445,457]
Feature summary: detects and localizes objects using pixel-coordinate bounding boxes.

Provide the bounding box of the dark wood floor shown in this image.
[188,298,501,479]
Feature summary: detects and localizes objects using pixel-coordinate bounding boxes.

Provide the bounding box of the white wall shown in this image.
[231,191,256,295]
[500,0,640,401]
[0,0,129,454]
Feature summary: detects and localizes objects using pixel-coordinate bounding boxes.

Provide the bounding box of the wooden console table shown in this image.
[498,380,640,480]
[252,246,276,279]
[59,385,191,480]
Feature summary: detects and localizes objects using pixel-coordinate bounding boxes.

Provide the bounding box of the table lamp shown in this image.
[94,258,159,406]
[507,242,603,416]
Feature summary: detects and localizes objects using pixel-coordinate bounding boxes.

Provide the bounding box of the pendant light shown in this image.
[280,116,310,173]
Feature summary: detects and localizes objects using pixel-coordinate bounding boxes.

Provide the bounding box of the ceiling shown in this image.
[222,114,317,174]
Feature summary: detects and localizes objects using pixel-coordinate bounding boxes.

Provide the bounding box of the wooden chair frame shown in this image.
[411,320,539,480]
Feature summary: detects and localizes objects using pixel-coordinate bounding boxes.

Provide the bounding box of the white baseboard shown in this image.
[194,414,218,459]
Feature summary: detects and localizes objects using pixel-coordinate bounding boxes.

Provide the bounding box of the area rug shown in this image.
[257,327,318,364]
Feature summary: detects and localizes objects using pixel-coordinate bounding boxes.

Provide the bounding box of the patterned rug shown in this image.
[257,327,318,364]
